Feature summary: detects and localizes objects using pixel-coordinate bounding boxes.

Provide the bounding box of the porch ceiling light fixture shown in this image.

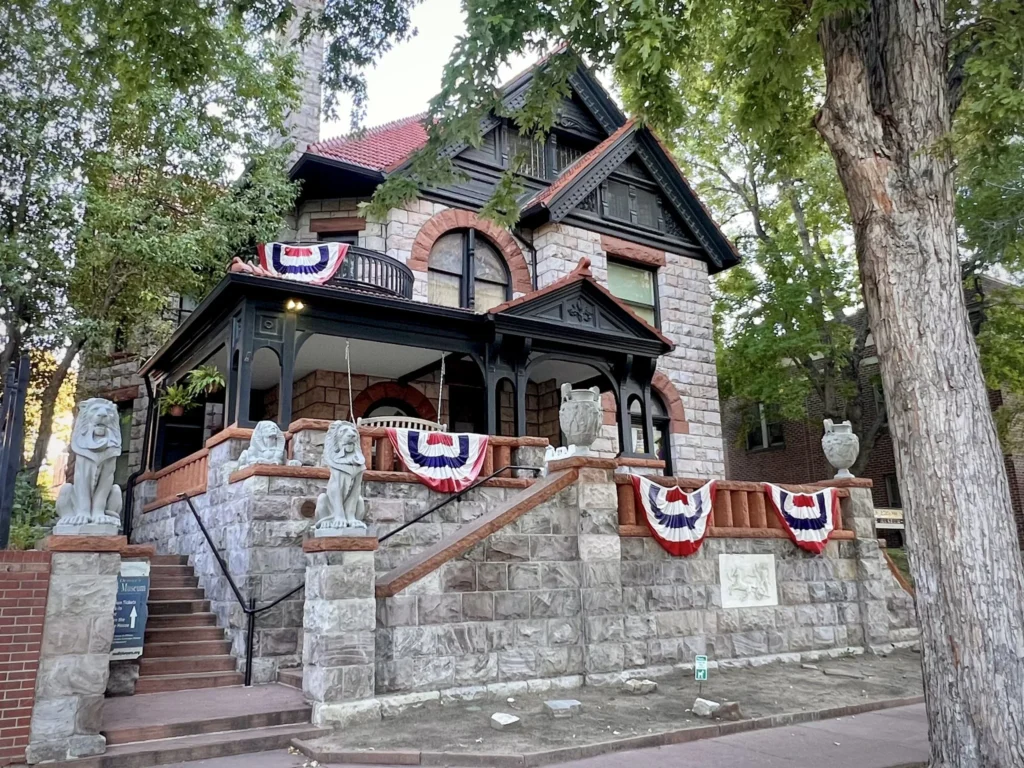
[285,298,305,311]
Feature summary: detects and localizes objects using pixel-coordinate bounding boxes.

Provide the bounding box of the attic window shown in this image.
[505,127,548,179]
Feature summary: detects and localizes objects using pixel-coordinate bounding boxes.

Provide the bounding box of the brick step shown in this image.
[139,655,237,676]
[275,668,302,690]
[149,576,199,588]
[134,671,244,694]
[145,613,217,629]
[103,701,312,746]
[49,723,325,768]
[148,599,210,616]
[143,626,225,643]
[144,640,232,658]
[150,555,190,565]
[148,587,206,602]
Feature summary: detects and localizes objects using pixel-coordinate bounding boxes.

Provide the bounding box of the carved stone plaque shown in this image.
[719,554,778,609]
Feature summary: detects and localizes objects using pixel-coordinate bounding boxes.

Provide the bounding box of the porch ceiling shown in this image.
[251,336,445,389]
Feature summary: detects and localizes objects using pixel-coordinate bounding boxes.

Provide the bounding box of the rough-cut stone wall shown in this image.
[0,551,50,767]
[133,438,308,683]
[375,482,582,694]
[75,356,149,479]
[532,222,721,474]
[27,552,118,764]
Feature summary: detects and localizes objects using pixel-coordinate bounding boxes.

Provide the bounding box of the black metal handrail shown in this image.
[176,492,304,686]
[326,246,414,299]
[379,465,543,543]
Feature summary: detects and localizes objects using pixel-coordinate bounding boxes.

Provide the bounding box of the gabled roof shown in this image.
[490,257,674,351]
[305,114,428,173]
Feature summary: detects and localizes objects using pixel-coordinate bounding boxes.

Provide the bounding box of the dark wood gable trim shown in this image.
[495,279,670,355]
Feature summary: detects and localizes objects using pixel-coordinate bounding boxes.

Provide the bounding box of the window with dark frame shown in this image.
[607,260,659,326]
[629,395,673,474]
[427,229,511,312]
[746,403,785,451]
[885,474,903,508]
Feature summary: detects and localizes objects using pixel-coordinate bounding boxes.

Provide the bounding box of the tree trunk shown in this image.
[22,340,82,487]
[815,2,1024,766]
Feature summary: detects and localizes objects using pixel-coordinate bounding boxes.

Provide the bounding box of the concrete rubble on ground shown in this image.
[490,713,521,730]
[623,679,658,695]
[692,698,720,718]
[544,699,582,719]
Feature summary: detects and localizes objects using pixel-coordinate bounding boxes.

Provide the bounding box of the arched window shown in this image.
[428,229,510,312]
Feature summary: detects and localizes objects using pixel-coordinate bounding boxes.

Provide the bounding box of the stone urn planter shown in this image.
[821,419,859,479]
[559,383,602,452]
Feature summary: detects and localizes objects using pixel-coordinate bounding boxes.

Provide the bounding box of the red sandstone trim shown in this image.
[652,372,689,435]
[303,537,379,552]
[408,209,532,295]
[601,234,667,268]
[811,478,874,489]
[547,456,619,472]
[881,548,915,596]
[149,449,210,480]
[612,475,851,497]
[205,426,254,449]
[617,457,666,469]
[352,382,438,422]
[42,535,128,552]
[97,384,141,403]
[143,486,206,513]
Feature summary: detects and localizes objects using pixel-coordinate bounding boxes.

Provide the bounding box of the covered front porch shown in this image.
[138,257,673,473]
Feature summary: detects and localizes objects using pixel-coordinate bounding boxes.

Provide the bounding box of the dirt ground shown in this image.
[304,650,923,756]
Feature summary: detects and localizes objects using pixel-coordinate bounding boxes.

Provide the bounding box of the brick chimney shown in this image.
[279,0,323,166]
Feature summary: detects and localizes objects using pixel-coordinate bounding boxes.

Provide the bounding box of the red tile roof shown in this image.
[522,120,636,212]
[489,257,674,348]
[306,114,428,172]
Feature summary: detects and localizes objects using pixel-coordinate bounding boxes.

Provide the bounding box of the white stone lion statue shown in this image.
[313,421,366,534]
[238,420,298,468]
[54,398,123,532]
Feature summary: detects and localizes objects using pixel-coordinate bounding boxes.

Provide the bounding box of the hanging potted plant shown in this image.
[187,365,226,397]
[160,385,196,418]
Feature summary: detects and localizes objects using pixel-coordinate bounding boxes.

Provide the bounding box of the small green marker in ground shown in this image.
[695,654,708,692]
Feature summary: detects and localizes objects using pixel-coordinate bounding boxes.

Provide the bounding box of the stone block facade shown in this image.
[302,544,377,726]
[0,552,51,767]
[375,481,582,695]
[27,551,119,764]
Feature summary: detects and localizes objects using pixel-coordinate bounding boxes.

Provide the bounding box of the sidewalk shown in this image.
[160,703,928,768]
[558,703,928,768]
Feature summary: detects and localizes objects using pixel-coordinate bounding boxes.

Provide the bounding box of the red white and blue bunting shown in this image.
[256,242,348,285]
[762,483,839,555]
[630,475,717,557]
[386,429,489,493]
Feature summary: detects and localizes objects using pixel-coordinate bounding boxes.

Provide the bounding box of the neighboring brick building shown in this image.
[0,551,50,767]
[723,276,1024,548]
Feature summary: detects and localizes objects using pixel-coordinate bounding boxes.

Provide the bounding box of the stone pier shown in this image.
[26,538,122,764]
[302,537,378,726]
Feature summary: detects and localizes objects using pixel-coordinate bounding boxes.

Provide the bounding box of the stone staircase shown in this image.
[137,555,243,694]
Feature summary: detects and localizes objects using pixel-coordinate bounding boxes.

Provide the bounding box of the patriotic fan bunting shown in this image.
[762,483,839,555]
[256,242,348,285]
[630,474,717,556]
[386,429,489,493]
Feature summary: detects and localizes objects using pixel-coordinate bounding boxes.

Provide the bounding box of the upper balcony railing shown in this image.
[325,245,414,299]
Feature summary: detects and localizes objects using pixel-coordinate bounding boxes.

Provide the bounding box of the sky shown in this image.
[321,0,535,140]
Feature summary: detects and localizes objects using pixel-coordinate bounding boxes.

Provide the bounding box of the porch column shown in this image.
[514,364,529,437]
[277,313,297,428]
[230,305,256,427]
